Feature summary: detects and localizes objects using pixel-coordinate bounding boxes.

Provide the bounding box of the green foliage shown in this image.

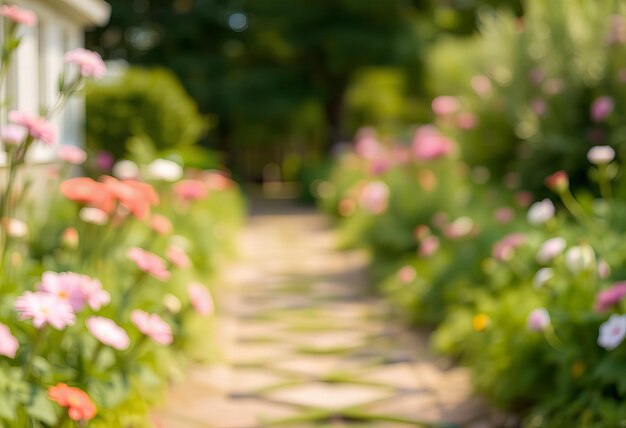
[86,67,207,160]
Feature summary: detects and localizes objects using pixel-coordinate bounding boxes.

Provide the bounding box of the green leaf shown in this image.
[26,388,57,426]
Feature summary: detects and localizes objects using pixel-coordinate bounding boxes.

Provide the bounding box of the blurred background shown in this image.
[83,0,525,189]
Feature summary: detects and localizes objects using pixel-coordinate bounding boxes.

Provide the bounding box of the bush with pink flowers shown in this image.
[0,6,243,427]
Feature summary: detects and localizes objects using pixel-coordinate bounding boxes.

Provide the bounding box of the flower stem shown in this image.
[22,326,47,380]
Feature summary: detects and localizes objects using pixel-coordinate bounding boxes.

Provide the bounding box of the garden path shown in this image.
[154,198,507,428]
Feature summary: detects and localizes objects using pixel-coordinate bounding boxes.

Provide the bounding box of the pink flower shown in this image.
[57,145,87,165]
[527,308,550,332]
[86,317,129,350]
[397,266,416,284]
[37,272,110,312]
[456,112,478,130]
[536,237,566,264]
[173,180,208,202]
[64,48,107,79]
[494,207,514,225]
[471,75,492,97]
[187,282,214,316]
[354,127,383,159]
[359,181,389,215]
[591,96,614,122]
[411,126,454,160]
[167,245,191,269]
[419,236,440,257]
[587,146,615,165]
[0,5,37,26]
[492,233,526,262]
[8,111,56,144]
[431,96,460,116]
[443,217,475,239]
[1,125,26,146]
[530,98,547,117]
[131,310,173,345]
[0,323,18,358]
[595,283,626,313]
[150,215,173,235]
[127,247,170,281]
[15,291,75,330]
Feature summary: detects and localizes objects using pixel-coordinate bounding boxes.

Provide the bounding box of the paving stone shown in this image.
[363,393,445,423]
[164,396,298,428]
[265,382,395,410]
[227,343,294,365]
[356,363,424,390]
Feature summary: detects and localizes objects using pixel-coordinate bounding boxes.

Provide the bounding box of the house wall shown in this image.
[2,0,86,162]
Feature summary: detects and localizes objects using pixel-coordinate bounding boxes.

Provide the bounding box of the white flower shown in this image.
[565,244,595,273]
[112,160,139,180]
[163,294,181,314]
[533,268,554,289]
[79,207,108,225]
[598,314,626,350]
[6,218,28,238]
[147,159,183,182]
[587,146,615,165]
[536,237,566,264]
[527,308,551,332]
[527,199,555,225]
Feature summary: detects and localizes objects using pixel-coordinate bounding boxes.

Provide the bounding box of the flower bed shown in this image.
[0,6,243,427]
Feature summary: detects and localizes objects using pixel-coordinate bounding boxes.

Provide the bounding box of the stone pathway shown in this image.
[154,201,510,428]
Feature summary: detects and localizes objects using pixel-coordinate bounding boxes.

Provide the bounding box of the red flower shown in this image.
[60,177,116,214]
[48,383,96,422]
[545,171,569,193]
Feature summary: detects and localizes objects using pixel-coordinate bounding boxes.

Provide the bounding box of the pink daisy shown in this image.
[127,247,171,281]
[167,245,191,269]
[64,48,107,79]
[0,5,36,26]
[8,110,56,144]
[86,317,130,351]
[15,291,75,330]
[131,310,173,345]
[187,282,214,316]
[0,322,18,358]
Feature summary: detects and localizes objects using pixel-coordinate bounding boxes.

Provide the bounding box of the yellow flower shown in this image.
[472,313,490,332]
[571,361,585,378]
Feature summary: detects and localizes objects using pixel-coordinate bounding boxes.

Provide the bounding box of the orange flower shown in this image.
[48,383,96,422]
[102,176,159,220]
[60,177,116,213]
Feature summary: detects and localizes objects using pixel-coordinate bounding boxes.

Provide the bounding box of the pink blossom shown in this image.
[173,180,208,202]
[431,96,460,116]
[95,151,114,171]
[444,217,475,239]
[369,157,390,175]
[15,291,75,330]
[0,5,37,26]
[354,127,383,160]
[127,247,170,281]
[131,310,173,345]
[57,145,87,165]
[456,112,478,130]
[527,308,550,332]
[64,48,107,79]
[8,111,56,144]
[37,272,110,312]
[411,126,454,160]
[529,68,545,86]
[492,233,526,262]
[471,75,492,97]
[397,266,416,284]
[187,282,214,316]
[598,260,611,280]
[591,96,614,122]
[595,283,626,313]
[0,323,18,358]
[530,98,547,117]
[86,317,130,350]
[1,125,26,145]
[494,207,514,225]
[419,236,440,257]
[167,245,191,269]
[359,181,389,215]
[150,215,173,235]
[536,237,566,264]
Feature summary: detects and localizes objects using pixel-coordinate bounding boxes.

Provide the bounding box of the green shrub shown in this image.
[86,67,207,160]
